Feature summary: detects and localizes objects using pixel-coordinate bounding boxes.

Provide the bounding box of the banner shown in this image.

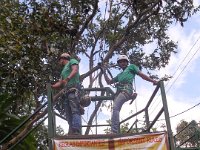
[53,132,169,150]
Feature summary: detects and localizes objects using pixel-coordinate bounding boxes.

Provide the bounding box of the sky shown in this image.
[55,1,200,135]
[156,1,200,132]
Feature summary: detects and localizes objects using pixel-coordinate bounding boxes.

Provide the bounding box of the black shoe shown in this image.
[72,128,81,135]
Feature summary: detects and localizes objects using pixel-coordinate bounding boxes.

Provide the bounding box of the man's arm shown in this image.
[137,71,158,85]
[103,70,115,85]
[51,80,62,89]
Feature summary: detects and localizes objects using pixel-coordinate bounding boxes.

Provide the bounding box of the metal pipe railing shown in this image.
[1,81,176,149]
[8,116,48,150]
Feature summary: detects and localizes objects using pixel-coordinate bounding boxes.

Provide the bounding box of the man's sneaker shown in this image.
[71,128,81,135]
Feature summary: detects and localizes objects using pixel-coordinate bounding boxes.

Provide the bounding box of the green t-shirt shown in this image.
[113,64,139,94]
[61,58,80,86]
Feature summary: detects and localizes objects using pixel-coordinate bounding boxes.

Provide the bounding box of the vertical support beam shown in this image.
[145,109,150,131]
[47,83,55,150]
[173,136,177,148]
[197,131,200,147]
[95,101,97,134]
[160,81,175,150]
[135,119,138,133]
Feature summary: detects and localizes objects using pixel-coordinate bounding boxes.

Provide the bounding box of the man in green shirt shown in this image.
[103,54,158,134]
[52,53,82,135]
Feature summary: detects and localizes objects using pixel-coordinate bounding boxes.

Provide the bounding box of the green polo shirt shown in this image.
[113,64,139,94]
[61,58,80,86]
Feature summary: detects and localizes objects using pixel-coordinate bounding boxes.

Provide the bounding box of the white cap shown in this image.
[60,53,70,58]
[117,54,129,63]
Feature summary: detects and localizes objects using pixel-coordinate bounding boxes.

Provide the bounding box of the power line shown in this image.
[165,35,200,88]
[159,44,200,119]
[129,101,200,127]
[130,35,200,127]
[170,102,200,119]
[157,101,200,121]
[148,34,200,117]
[166,44,200,93]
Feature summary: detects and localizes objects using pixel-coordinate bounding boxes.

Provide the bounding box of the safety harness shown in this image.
[55,85,91,119]
[100,64,137,103]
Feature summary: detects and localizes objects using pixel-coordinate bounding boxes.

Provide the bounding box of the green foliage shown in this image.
[0,93,37,149]
[0,94,19,138]
[120,122,132,134]
[1,0,199,104]
[175,120,200,148]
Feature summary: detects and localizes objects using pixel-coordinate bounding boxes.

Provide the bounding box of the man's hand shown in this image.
[51,80,62,89]
[62,77,70,86]
[152,80,158,85]
[98,63,108,73]
[62,79,68,86]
